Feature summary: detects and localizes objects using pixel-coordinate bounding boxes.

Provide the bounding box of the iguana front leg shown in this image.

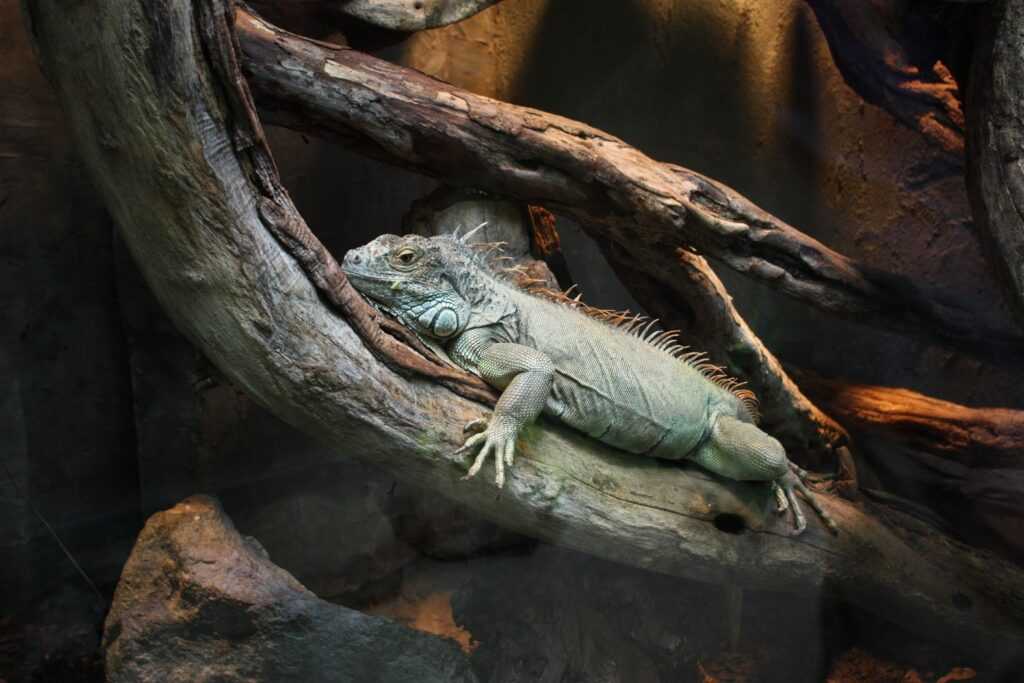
[455,342,554,488]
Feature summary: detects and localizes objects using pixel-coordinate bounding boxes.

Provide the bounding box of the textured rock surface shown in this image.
[104,495,478,683]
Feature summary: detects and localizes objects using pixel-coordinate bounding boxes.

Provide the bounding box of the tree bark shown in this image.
[798,373,1024,564]
[966,0,1024,327]
[235,9,1022,358]
[25,0,1024,655]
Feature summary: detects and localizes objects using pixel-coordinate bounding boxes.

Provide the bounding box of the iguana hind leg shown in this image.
[691,415,837,535]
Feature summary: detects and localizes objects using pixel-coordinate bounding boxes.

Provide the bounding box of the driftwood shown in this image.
[235,9,1022,358]
[799,373,1024,563]
[966,0,1024,326]
[25,0,1024,656]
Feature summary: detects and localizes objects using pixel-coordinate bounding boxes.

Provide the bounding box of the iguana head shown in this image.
[342,232,505,342]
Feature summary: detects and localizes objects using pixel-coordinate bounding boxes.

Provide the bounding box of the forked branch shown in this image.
[236,8,1022,358]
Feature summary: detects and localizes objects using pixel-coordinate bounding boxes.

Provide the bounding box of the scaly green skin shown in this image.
[342,232,835,535]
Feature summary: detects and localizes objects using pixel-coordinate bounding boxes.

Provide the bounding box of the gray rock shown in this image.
[103,495,478,683]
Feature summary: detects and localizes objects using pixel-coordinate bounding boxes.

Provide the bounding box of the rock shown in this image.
[103,495,478,683]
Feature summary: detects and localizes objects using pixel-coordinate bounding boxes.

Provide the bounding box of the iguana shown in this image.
[342,229,836,535]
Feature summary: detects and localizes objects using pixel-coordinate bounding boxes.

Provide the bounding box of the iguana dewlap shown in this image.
[342,231,835,535]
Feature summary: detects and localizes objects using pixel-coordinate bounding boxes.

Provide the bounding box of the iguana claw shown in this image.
[463,418,488,435]
[457,417,517,488]
[775,466,838,536]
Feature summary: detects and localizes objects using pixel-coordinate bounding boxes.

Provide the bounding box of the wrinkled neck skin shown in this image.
[452,265,520,341]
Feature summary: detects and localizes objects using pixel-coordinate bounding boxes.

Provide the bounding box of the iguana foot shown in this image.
[456,417,517,488]
[775,468,838,536]
[772,481,789,514]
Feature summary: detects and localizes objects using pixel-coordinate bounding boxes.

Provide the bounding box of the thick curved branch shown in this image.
[966,0,1024,326]
[235,10,1021,358]
[798,373,1024,563]
[26,0,1024,655]
[805,0,966,163]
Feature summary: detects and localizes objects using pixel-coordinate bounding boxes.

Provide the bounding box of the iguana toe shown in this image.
[457,417,517,488]
[772,482,789,514]
[776,469,838,536]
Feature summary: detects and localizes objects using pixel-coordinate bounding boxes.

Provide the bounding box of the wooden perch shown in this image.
[26,0,1024,656]
[234,8,1023,358]
[799,373,1024,563]
[966,0,1024,327]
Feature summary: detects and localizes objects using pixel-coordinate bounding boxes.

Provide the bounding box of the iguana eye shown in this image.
[392,247,420,268]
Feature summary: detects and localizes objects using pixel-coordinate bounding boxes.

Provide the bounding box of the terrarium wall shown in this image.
[1,0,1015,679]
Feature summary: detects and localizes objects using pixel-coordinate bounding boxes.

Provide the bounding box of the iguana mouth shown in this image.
[340,266,402,286]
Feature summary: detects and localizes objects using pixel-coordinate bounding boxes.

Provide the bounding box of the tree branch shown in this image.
[25,0,1024,655]
[235,9,1022,358]
[798,372,1024,563]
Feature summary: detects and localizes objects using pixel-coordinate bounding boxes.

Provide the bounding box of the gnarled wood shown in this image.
[235,9,1022,358]
[966,0,1024,326]
[799,373,1024,563]
[25,0,1024,656]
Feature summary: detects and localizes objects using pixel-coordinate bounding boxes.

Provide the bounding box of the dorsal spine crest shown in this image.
[513,276,760,422]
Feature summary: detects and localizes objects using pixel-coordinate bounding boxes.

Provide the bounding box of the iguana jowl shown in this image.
[342,230,835,535]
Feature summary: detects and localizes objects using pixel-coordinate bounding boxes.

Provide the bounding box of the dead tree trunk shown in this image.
[24,0,1024,656]
[966,0,1024,327]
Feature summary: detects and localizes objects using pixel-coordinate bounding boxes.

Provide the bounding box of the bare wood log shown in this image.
[966,0,1024,326]
[798,373,1024,563]
[805,0,967,163]
[25,0,1024,655]
[235,10,1022,358]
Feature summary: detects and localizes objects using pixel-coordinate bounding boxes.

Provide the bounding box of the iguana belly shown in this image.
[525,316,713,460]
